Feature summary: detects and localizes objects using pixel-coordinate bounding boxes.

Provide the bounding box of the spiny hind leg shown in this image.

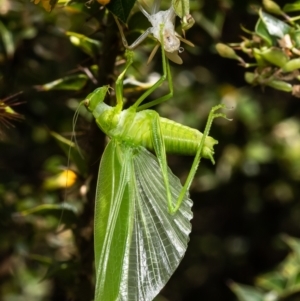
[171,104,228,214]
[150,112,175,214]
[150,104,227,215]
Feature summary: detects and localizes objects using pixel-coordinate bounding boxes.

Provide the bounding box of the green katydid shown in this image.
[79,28,226,300]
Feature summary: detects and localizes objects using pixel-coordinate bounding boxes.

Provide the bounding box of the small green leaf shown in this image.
[283,3,300,13]
[282,235,300,260]
[106,0,137,23]
[289,30,300,48]
[266,79,293,92]
[259,10,291,38]
[260,48,289,68]
[228,281,265,301]
[16,203,78,227]
[255,18,275,46]
[173,0,189,18]
[0,21,14,58]
[35,74,88,91]
[66,32,101,57]
[282,58,300,72]
[256,272,286,293]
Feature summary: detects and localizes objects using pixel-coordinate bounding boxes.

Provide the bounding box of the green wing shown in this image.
[94,139,192,301]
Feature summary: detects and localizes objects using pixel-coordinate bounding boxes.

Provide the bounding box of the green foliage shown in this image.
[216,1,300,97]
[35,74,89,91]
[66,31,102,57]
[0,20,14,58]
[230,236,300,301]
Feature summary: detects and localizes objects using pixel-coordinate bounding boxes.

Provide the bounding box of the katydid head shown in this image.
[83,86,110,112]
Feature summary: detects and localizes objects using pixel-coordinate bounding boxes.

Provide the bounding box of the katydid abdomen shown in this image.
[90,97,217,160]
[148,115,217,158]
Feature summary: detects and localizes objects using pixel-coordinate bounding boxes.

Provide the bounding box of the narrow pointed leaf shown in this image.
[15,203,78,226]
[229,281,266,301]
[66,32,101,57]
[0,21,14,58]
[283,3,300,13]
[35,74,88,91]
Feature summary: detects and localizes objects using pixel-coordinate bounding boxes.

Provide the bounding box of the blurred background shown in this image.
[1,0,300,300]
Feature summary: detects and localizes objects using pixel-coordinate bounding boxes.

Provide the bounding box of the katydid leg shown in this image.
[150,112,173,213]
[115,50,135,109]
[134,25,173,110]
[151,105,227,214]
[172,104,226,213]
[137,57,173,111]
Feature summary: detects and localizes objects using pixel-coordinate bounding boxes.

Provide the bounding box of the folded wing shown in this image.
[94,140,193,301]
